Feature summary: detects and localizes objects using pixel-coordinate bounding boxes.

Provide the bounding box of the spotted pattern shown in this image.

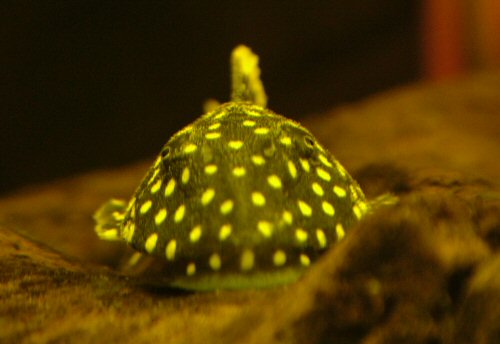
[165,178,176,196]
[190,225,202,242]
[151,180,162,194]
[220,199,234,215]
[140,200,152,214]
[206,132,221,140]
[257,221,273,237]
[232,166,246,177]
[267,175,282,189]
[287,160,297,178]
[201,188,216,205]
[241,249,255,271]
[251,192,266,206]
[181,167,190,184]
[145,233,158,253]
[205,164,218,175]
[209,253,222,270]
[273,250,286,266]
[219,224,232,240]
[154,208,167,225]
[243,120,256,127]
[95,99,368,290]
[312,182,324,197]
[251,155,265,165]
[295,228,308,242]
[299,159,310,172]
[166,240,177,260]
[254,127,270,135]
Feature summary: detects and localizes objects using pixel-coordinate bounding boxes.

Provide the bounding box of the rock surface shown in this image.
[1,72,499,343]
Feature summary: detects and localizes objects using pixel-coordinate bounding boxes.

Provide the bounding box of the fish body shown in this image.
[94,46,369,290]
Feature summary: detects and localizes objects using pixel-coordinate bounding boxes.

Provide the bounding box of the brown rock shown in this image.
[1,72,499,343]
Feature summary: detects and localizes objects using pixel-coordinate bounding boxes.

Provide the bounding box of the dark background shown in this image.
[1,1,421,195]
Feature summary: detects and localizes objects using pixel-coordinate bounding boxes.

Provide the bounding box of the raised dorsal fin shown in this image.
[230,45,268,107]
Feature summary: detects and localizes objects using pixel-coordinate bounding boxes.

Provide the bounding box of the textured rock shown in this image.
[1,72,499,343]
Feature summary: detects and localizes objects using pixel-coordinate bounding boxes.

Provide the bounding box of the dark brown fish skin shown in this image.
[121,102,367,282]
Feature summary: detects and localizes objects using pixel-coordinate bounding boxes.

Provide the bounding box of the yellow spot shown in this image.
[353,205,362,219]
[205,132,221,140]
[166,240,177,260]
[148,168,160,185]
[295,228,308,243]
[127,252,142,267]
[322,201,335,216]
[240,249,255,271]
[165,178,176,196]
[251,155,265,165]
[189,225,202,242]
[123,222,135,242]
[254,127,269,135]
[316,229,327,248]
[181,167,190,184]
[208,122,221,130]
[273,250,287,266]
[214,112,227,119]
[257,221,273,237]
[245,110,262,117]
[252,192,266,206]
[204,164,218,175]
[174,124,193,137]
[287,160,297,178]
[183,143,198,154]
[154,208,167,225]
[300,254,311,267]
[219,224,232,240]
[109,200,125,209]
[186,262,196,276]
[140,200,152,214]
[350,185,360,201]
[282,210,293,225]
[299,159,310,172]
[243,119,256,127]
[280,136,292,146]
[201,188,216,205]
[358,201,369,214]
[151,179,162,194]
[318,154,333,167]
[153,155,162,167]
[174,204,186,223]
[267,175,282,189]
[112,211,125,221]
[99,228,119,241]
[126,198,135,212]
[298,200,312,217]
[312,182,324,196]
[228,140,244,150]
[335,160,347,177]
[316,167,331,181]
[220,199,234,215]
[232,166,246,177]
[336,223,345,240]
[333,185,347,198]
[145,233,158,253]
[209,253,221,271]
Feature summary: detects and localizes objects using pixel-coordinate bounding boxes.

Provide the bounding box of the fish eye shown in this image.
[303,136,315,148]
[160,146,171,158]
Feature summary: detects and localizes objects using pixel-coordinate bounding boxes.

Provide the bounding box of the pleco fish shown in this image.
[94,45,383,291]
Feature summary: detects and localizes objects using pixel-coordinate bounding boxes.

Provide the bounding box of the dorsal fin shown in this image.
[230,45,268,107]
